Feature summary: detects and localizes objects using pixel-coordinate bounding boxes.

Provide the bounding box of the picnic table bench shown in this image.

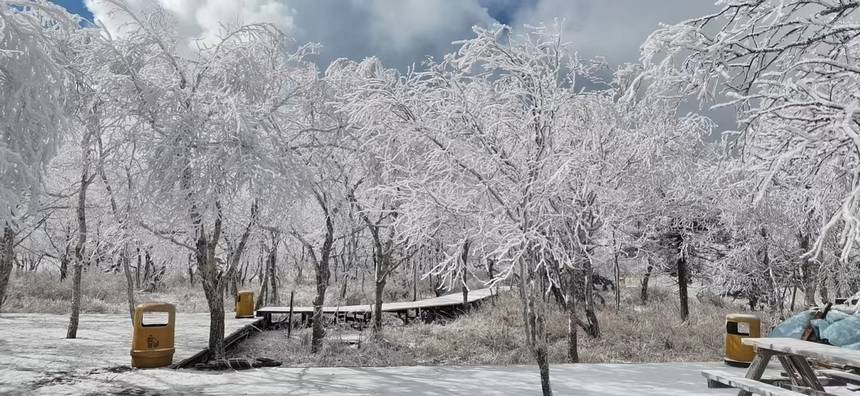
[702,337,860,396]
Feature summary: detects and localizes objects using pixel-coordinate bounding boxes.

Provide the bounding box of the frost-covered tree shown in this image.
[283,73,352,354]
[89,0,318,357]
[327,57,419,339]
[642,0,860,268]
[335,24,713,395]
[0,0,78,311]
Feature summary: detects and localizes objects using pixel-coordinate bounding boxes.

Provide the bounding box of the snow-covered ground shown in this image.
[0,312,255,394]
[0,312,794,395]
[14,360,746,395]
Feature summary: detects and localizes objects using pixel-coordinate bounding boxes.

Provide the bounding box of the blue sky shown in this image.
[51,0,92,19]
[53,0,522,26]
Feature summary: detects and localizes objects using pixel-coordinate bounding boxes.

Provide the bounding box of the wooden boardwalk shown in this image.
[256,286,508,326]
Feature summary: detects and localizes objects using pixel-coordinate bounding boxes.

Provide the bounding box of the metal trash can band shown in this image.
[131,302,176,368]
[724,313,760,367]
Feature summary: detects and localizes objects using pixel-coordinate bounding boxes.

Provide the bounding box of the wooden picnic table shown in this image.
[703,337,860,396]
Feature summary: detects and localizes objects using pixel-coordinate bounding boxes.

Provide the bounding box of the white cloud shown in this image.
[364,0,495,52]
[85,0,295,50]
[84,0,719,69]
[509,0,719,65]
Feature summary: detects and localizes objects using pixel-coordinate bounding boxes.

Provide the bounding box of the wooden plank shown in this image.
[172,317,266,369]
[743,338,860,368]
[701,370,804,396]
[777,355,803,386]
[256,286,509,316]
[788,355,825,392]
[779,384,838,396]
[741,350,774,396]
[818,369,860,384]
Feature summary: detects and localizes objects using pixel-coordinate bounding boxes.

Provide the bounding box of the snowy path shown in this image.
[0,312,256,394]
[0,312,760,395]
[21,362,746,395]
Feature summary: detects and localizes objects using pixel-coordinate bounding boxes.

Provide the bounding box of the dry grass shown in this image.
[5,271,134,314]
[4,270,223,314]
[2,270,336,314]
[3,268,453,315]
[231,325,419,367]
[229,285,776,367]
[5,270,775,366]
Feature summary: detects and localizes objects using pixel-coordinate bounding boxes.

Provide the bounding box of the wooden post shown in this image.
[287,290,294,338]
[739,350,772,396]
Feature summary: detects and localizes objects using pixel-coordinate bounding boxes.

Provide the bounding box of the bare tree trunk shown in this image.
[582,257,600,338]
[431,273,445,297]
[67,128,92,339]
[143,249,153,285]
[461,240,470,308]
[196,225,227,359]
[518,254,552,396]
[641,257,653,305]
[135,248,141,288]
[188,255,195,286]
[311,210,334,354]
[537,346,552,396]
[819,273,829,303]
[229,270,239,300]
[202,277,226,358]
[340,274,349,301]
[267,246,279,305]
[59,227,71,281]
[677,253,689,322]
[790,282,798,311]
[564,267,579,363]
[0,224,14,312]
[412,253,418,302]
[797,231,817,306]
[67,260,84,339]
[256,274,268,310]
[613,240,621,312]
[373,266,386,338]
[200,201,256,359]
[121,248,135,320]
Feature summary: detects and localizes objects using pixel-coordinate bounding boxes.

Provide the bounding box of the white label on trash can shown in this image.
[142,311,169,327]
[737,322,750,336]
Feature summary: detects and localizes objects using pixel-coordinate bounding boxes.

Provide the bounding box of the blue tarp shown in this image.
[769,309,860,348]
[770,311,811,339]
[844,342,860,350]
[821,316,860,347]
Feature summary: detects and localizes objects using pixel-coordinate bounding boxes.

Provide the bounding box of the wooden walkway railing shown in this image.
[256,286,509,327]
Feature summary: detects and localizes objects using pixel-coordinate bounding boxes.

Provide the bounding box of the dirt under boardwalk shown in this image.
[0,312,255,394]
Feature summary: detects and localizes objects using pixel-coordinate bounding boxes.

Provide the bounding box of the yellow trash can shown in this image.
[131,302,175,368]
[235,290,255,318]
[725,313,760,367]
